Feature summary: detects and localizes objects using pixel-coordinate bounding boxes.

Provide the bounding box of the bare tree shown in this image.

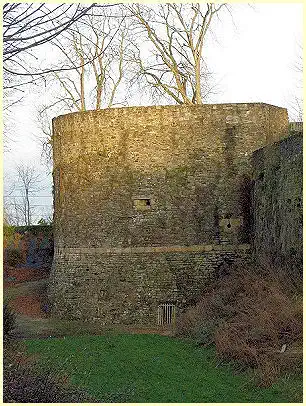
[3,3,123,92]
[47,12,129,112]
[126,3,227,105]
[4,197,23,226]
[289,43,303,122]
[15,164,43,226]
[3,4,95,75]
[36,107,54,169]
[290,97,303,123]
[3,3,98,143]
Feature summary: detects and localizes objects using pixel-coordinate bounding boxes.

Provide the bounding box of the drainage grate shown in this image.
[157,303,176,325]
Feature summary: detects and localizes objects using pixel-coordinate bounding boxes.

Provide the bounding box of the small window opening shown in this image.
[134,198,151,210]
[157,303,176,325]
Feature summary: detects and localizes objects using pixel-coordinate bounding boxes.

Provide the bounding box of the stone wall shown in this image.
[252,134,302,277]
[52,103,288,247]
[50,103,289,324]
[50,244,250,324]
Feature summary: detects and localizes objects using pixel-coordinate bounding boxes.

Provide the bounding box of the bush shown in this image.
[3,303,16,342]
[3,225,16,248]
[3,349,97,403]
[15,224,53,237]
[6,247,23,267]
[176,301,227,346]
[176,261,303,385]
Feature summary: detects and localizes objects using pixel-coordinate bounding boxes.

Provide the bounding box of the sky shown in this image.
[3,2,303,224]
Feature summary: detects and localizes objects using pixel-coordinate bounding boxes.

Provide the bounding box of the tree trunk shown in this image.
[26,188,30,226]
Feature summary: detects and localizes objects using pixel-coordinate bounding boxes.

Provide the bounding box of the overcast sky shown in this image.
[4,2,303,224]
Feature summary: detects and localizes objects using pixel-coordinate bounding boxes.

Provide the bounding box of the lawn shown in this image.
[25,334,301,403]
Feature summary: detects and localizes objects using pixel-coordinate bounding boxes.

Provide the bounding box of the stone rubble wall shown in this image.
[49,245,250,324]
[252,134,302,277]
[50,103,289,324]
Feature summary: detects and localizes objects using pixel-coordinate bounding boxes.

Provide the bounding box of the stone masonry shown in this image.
[252,133,302,278]
[49,103,289,325]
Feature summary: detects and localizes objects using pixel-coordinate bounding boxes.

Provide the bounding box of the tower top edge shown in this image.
[52,102,287,122]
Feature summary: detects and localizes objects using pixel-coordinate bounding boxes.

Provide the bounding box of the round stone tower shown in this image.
[50,103,288,324]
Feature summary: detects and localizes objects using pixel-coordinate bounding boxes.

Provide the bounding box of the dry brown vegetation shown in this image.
[3,347,97,403]
[176,261,302,386]
[3,304,96,403]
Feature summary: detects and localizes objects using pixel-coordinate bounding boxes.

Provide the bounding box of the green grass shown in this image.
[25,334,301,403]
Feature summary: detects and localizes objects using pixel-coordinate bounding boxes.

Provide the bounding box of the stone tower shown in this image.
[49,103,288,324]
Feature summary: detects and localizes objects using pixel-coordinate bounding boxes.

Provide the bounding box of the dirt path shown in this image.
[14,317,173,340]
[14,315,56,339]
[5,279,48,317]
[4,277,53,339]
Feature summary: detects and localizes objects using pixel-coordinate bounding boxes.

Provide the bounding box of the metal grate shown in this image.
[157,303,176,325]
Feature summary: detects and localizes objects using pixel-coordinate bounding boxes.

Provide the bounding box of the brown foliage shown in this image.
[176,261,302,385]
[3,345,97,403]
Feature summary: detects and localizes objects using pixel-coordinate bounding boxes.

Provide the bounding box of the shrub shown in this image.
[3,303,16,342]
[176,261,303,385]
[15,224,53,237]
[176,299,230,346]
[6,247,23,267]
[3,350,97,403]
[3,225,16,249]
